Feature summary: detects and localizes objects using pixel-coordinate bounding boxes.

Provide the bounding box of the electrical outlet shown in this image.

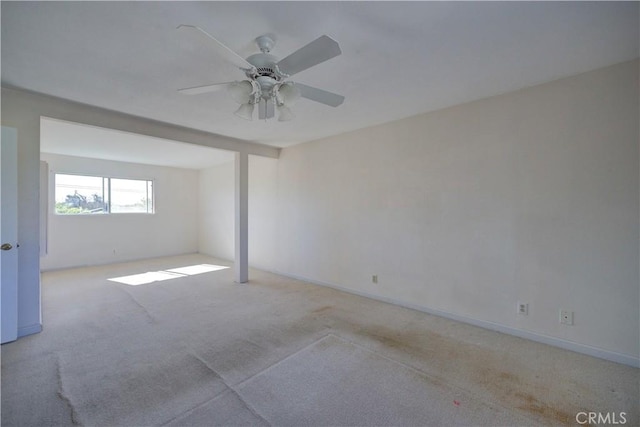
[517,302,528,315]
[372,275,378,284]
[560,310,574,325]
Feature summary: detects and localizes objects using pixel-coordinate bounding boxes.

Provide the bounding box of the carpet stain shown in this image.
[498,371,519,383]
[514,391,575,425]
[311,305,334,314]
[336,319,581,426]
[355,324,444,357]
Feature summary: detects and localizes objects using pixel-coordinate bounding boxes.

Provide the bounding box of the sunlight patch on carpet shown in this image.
[166,264,229,275]
[108,264,229,286]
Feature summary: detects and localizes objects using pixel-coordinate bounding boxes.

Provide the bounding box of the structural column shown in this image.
[234,151,249,283]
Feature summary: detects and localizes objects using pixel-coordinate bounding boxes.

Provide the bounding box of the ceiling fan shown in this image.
[177,25,345,122]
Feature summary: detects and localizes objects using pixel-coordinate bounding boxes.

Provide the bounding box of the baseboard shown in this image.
[18,323,42,338]
[268,270,640,368]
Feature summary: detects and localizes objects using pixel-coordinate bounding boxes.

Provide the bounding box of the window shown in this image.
[110,178,153,213]
[54,174,153,215]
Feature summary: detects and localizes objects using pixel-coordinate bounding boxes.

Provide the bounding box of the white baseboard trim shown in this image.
[18,323,42,338]
[268,270,639,368]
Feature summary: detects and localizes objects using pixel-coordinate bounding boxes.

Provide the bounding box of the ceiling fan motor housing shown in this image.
[246,53,283,99]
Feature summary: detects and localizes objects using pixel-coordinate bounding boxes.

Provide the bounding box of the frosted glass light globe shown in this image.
[234,103,254,121]
[278,83,301,105]
[228,81,254,104]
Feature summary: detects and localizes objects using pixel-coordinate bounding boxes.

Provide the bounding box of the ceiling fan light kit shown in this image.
[234,103,255,121]
[277,104,295,122]
[228,80,256,104]
[278,82,301,105]
[177,25,345,122]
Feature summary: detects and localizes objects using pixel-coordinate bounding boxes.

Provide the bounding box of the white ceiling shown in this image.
[2,2,639,148]
[41,118,234,170]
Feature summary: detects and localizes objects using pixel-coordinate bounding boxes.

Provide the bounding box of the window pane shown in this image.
[55,174,107,215]
[111,178,153,213]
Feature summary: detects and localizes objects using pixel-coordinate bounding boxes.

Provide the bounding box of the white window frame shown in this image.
[53,173,155,215]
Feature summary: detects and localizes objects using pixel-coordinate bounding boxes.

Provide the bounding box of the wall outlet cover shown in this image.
[517,302,528,315]
[560,310,574,325]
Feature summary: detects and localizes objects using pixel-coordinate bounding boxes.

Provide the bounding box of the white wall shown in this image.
[40,153,199,271]
[198,160,234,260]
[198,155,278,270]
[248,155,279,270]
[200,60,639,364]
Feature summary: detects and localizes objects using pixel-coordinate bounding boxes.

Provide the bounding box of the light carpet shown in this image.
[2,254,638,426]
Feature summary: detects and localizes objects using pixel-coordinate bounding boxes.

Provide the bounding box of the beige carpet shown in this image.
[231,334,532,426]
[2,254,638,426]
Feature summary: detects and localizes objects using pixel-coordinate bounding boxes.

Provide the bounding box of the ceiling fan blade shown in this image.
[177,82,233,95]
[177,25,256,71]
[276,35,341,77]
[295,83,345,107]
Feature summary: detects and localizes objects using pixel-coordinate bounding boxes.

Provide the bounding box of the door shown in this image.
[1,126,18,343]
